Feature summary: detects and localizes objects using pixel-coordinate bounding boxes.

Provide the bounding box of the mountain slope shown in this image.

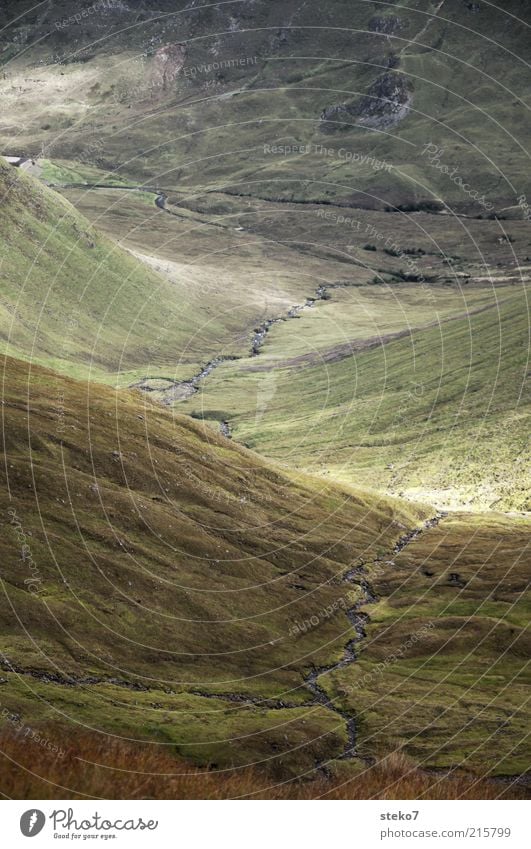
[1,355,528,780]
[0,0,528,794]
[0,156,223,383]
[1,1,530,212]
[1,353,429,774]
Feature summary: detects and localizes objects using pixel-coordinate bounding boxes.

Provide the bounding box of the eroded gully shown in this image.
[0,514,445,773]
[131,282,337,411]
[304,512,445,772]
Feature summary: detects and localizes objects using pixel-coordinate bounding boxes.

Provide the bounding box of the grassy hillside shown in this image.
[1,355,527,783]
[0,156,198,382]
[3,143,527,516]
[0,157,337,385]
[179,284,530,511]
[0,354,426,776]
[0,1,530,212]
[0,0,528,799]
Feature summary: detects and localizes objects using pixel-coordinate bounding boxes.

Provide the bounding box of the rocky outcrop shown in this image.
[151,43,186,91]
[351,70,412,128]
[320,71,412,133]
[320,103,351,131]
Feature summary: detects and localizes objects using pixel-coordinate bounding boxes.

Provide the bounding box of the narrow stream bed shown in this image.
[304,512,445,773]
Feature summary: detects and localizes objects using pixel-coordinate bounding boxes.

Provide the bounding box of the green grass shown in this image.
[0,0,529,788]
[182,285,530,511]
[0,354,426,773]
[0,156,220,382]
[1,355,528,778]
[321,512,530,776]
[1,1,530,212]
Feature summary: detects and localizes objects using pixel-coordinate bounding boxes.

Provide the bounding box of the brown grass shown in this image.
[0,729,526,800]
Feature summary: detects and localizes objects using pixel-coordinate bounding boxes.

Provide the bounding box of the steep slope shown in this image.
[0,1,530,212]
[0,155,189,381]
[1,354,428,774]
[1,356,528,780]
[0,156,241,386]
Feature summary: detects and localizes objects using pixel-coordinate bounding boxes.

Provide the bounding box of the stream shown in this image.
[304,512,445,772]
[38,183,461,772]
[0,513,446,775]
[132,280,335,427]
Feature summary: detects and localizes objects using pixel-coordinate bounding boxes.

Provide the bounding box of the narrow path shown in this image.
[398,0,446,59]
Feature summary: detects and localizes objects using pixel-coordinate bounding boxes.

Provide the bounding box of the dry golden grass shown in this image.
[0,729,525,800]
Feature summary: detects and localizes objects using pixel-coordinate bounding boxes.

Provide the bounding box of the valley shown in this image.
[0,0,529,801]
[44,174,529,511]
